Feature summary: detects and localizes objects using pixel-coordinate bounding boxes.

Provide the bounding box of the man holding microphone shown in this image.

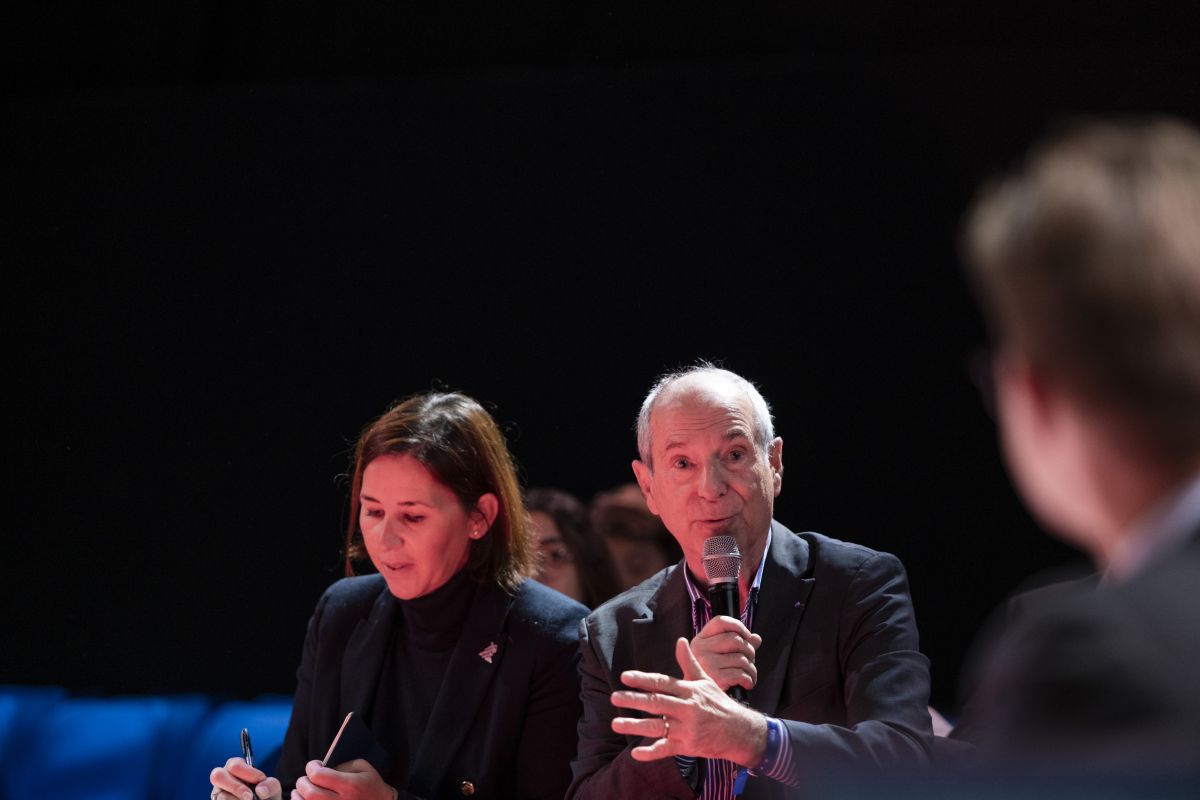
[568,365,933,799]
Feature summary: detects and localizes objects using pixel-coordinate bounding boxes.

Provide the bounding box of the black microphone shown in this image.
[702,535,747,703]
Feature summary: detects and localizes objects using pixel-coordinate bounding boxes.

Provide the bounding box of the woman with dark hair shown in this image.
[590,483,683,592]
[526,487,620,609]
[210,392,588,800]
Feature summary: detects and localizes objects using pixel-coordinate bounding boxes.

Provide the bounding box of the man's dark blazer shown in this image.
[275,574,588,799]
[567,522,934,799]
[964,526,1200,773]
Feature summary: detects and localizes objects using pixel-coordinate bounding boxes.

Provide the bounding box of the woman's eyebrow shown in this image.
[359,494,431,507]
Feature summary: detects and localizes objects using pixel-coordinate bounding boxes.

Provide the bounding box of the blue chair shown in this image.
[0,685,67,800]
[149,695,214,799]
[5,694,209,800]
[178,697,293,798]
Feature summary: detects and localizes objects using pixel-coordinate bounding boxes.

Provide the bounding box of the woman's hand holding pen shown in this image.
[293,759,397,800]
[208,757,397,800]
[210,758,281,800]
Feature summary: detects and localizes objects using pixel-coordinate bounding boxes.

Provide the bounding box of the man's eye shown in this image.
[403,514,425,524]
[727,449,745,462]
[673,458,690,469]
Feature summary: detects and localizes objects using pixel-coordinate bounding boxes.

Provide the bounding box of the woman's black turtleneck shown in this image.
[369,567,478,789]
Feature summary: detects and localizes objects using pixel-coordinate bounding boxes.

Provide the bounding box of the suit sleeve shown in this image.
[274,588,330,792]
[566,617,696,800]
[778,552,933,778]
[512,616,589,800]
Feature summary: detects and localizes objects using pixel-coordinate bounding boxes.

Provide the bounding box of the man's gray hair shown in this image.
[635,363,775,467]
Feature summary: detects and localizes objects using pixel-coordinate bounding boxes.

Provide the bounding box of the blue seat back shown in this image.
[5,694,209,800]
[0,685,68,800]
[177,697,293,798]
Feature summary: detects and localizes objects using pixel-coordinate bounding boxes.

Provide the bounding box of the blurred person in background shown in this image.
[527,486,621,608]
[591,483,683,591]
[209,392,588,800]
[959,117,1200,773]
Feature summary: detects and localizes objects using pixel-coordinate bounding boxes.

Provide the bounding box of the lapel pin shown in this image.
[478,642,499,663]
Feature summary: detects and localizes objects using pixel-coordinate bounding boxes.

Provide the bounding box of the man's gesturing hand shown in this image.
[689,615,762,693]
[610,637,768,767]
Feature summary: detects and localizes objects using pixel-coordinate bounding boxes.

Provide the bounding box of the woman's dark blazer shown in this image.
[275,574,588,799]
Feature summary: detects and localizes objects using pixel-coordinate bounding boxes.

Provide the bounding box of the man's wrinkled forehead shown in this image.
[650,382,757,450]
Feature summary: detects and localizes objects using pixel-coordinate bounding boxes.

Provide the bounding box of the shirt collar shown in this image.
[1105,469,1200,583]
[682,526,772,609]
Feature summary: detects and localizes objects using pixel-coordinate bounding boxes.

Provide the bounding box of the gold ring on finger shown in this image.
[662,715,670,740]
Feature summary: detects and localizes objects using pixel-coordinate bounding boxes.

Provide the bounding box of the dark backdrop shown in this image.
[5,2,1198,713]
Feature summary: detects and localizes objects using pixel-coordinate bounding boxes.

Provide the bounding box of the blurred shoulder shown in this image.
[510,578,590,643]
[791,528,905,575]
[583,563,676,631]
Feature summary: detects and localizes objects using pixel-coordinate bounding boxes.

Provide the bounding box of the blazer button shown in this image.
[459,780,476,796]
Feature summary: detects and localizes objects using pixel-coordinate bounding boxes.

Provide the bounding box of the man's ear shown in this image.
[630,459,659,516]
[997,352,1056,431]
[1025,363,1059,424]
[768,437,783,497]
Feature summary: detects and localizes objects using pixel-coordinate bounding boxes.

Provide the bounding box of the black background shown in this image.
[4,2,1198,713]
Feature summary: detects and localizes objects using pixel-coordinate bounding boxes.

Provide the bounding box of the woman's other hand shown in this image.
[210,757,282,800]
[293,759,396,800]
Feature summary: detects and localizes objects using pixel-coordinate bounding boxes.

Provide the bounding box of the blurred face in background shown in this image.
[604,535,671,590]
[360,453,487,600]
[530,510,584,602]
[591,483,681,590]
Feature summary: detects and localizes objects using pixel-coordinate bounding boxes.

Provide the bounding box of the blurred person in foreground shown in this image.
[210,392,588,800]
[567,365,933,799]
[527,486,621,608]
[591,483,682,591]
[960,118,1200,772]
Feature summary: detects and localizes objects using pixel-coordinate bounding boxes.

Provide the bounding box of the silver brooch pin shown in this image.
[478,642,499,663]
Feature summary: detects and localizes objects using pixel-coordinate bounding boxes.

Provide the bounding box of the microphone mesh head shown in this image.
[702,535,741,585]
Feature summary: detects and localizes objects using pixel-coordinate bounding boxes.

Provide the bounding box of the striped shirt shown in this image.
[676,529,798,798]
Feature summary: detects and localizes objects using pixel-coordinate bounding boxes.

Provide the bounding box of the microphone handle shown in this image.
[707,581,749,703]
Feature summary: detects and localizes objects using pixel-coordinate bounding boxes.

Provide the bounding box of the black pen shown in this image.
[241,727,255,768]
[240,727,260,799]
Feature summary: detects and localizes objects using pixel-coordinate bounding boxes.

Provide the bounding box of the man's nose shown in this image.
[697,460,729,499]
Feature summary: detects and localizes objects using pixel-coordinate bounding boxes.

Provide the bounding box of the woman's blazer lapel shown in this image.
[405,581,517,797]
[340,588,400,722]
